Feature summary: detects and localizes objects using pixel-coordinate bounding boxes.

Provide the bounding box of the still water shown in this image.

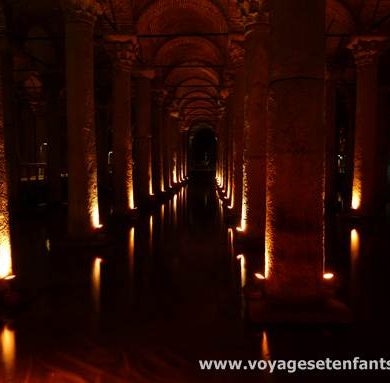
[1,173,390,382]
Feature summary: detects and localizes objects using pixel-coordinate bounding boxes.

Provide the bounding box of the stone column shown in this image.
[182,128,189,179]
[239,13,269,242]
[46,79,63,205]
[265,0,326,301]
[0,13,13,278]
[324,64,338,212]
[155,90,167,193]
[64,1,101,237]
[348,36,388,216]
[167,108,179,187]
[229,43,246,219]
[161,105,171,192]
[134,71,154,206]
[106,35,138,215]
[151,94,161,195]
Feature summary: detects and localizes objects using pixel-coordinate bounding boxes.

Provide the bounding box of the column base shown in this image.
[0,276,22,320]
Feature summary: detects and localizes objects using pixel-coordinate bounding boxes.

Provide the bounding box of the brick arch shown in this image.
[154,36,225,66]
[165,66,220,89]
[136,0,228,34]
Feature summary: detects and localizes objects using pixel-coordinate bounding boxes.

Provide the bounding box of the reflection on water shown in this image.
[350,228,360,260]
[6,174,390,382]
[173,194,178,226]
[261,331,271,361]
[237,254,247,288]
[149,215,154,252]
[1,325,15,378]
[91,258,102,313]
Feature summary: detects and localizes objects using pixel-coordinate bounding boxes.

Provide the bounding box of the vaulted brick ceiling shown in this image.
[5,0,390,127]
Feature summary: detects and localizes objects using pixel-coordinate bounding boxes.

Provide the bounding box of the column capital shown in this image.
[105,34,139,72]
[229,41,246,69]
[347,35,388,67]
[168,104,180,119]
[134,69,156,80]
[152,89,168,107]
[0,4,6,37]
[61,0,102,24]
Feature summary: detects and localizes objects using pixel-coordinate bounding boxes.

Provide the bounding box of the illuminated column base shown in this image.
[65,5,101,237]
[348,36,387,218]
[0,35,13,279]
[134,74,154,207]
[108,36,138,216]
[238,15,269,244]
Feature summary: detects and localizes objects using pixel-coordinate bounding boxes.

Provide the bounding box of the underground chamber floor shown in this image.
[1,173,390,382]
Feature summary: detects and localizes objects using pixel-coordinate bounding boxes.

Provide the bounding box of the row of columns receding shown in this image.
[0,1,389,303]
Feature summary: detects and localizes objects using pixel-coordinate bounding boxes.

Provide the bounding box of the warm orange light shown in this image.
[351,228,360,259]
[91,203,102,229]
[172,152,178,184]
[228,228,234,257]
[351,177,361,210]
[1,325,15,374]
[351,193,360,210]
[323,272,334,280]
[238,254,246,288]
[92,258,102,310]
[261,331,271,360]
[149,215,153,234]
[264,234,272,280]
[129,228,135,260]
[237,162,248,233]
[173,194,178,225]
[127,159,135,209]
[129,189,135,210]
[160,179,165,193]
[0,235,12,279]
[255,273,265,280]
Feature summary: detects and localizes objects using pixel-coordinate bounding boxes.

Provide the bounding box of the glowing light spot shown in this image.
[352,178,361,210]
[160,179,165,193]
[0,236,12,280]
[255,273,265,280]
[261,331,271,360]
[351,228,360,260]
[149,215,154,234]
[45,239,51,252]
[228,228,234,256]
[237,162,248,233]
[129,228,135,260]
[323,272,334,280]
[238,254,246,288]
[161,204,165,221]
[1,325,15,374]
[92,258,102,311]
[352,193,360,210]
[91,205,102,229]
[129,188,135,210]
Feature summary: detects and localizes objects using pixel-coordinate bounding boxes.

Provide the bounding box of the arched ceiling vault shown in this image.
[6,0,390,130]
